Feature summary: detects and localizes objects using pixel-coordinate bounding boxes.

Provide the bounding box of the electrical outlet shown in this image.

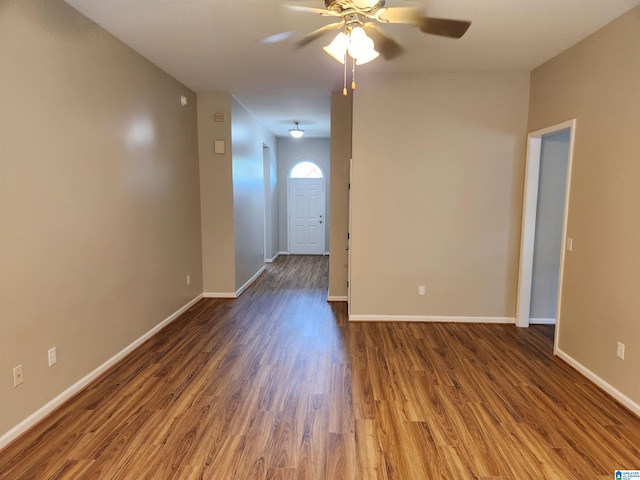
[418,285,426,296]
[617,342,625,360]
[186,274,191,285]
[13,365,24,387]
[566,237,573,251]
[48,347,57,366]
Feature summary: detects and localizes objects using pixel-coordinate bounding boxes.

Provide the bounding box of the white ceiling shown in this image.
[64,0,640,138]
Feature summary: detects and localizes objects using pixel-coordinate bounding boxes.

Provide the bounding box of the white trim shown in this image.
[327,295,348,302]
[349,314,515,324]
[203,292,236,298]
[515,135,542,327]
[324,252,330,256]
[265,252,281,263]
[263,144,271,266]
[203,267,266,299]
[530,317,556,325]
[556,349,640,417]
[347,158,353,317]
[235,266,266,297]
[516,119,576,329]
[0,294,204,451]
[552,123,576,353]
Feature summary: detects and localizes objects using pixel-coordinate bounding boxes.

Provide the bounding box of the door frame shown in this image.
[263,144,270,262]
[347,158,353,315]
[287,165,326,255]
[516,119,576,352]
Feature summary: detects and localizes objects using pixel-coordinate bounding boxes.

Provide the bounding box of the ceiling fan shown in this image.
[283,0,471,62]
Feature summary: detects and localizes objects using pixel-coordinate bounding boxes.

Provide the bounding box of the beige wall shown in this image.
[529,6,640,404]
[197,93,235,294]
[277,137,331,253]
[328,92,352,299]
[198,96,277,294]
[350,72,530,319]
[0,0,202,437]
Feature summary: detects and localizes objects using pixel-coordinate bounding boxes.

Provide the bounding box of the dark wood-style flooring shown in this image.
[1,255,639,479]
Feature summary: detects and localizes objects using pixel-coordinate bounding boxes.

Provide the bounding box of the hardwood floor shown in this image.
[1,255,639,479]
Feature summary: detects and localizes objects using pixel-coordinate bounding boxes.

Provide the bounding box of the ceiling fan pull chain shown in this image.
[343,53,348,96]
[351,56,356,91]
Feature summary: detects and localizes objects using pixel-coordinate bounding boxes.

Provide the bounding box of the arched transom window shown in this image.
[290,161,323,179]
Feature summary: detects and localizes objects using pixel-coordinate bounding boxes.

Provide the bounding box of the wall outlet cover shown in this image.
[48,347,57,366]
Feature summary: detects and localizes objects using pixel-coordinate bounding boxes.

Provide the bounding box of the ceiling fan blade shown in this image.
[364,24,403,60]
[418,17,471,39]
[285,4,340,16]
[375,7,420,24]
[297,22,344,47]
[260,31,295,44]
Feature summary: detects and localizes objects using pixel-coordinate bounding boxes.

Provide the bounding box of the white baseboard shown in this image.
[0,294,204,451]
[327,296,348,302]
[555,348,640,417]
[265,252,280,263]
[235,266,266,297]
[530,317,556,325]
[203,292,236,299]
[203,267,265,299]
[349,314,515,324]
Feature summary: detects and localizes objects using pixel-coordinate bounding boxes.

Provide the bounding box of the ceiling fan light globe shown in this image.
[348,32,377,62]
[323,32,349,63]
[355,48,379,64]
[349,26,367,43]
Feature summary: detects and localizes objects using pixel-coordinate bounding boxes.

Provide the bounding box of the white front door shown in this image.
[288,178,325,255]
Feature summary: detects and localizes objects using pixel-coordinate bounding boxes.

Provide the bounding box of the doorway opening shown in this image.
[288,160,325,255]
[516,119,576,354]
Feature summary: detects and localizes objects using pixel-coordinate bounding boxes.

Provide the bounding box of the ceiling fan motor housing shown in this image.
[325,0,386,13]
